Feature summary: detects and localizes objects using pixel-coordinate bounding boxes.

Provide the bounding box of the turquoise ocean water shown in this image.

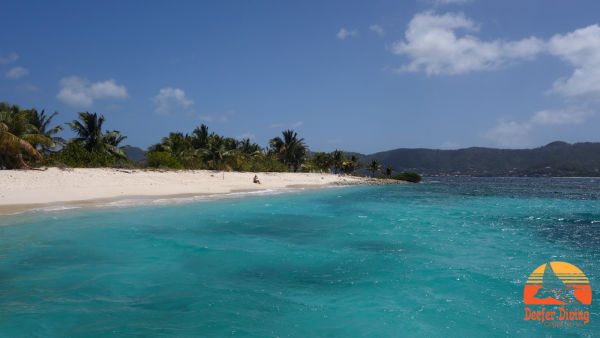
[1,178,599,336]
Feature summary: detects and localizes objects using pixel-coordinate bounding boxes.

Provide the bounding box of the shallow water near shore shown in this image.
[1,178,599,336]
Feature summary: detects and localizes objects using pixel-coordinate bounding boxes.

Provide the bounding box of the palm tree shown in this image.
[368,159,381,177]
[330,150,344,174]
[311,152,331,172]
[103,130,130,158]
[269,130,307,172]
[238,138,261,155]
[203,134,234,169]
[342,155,362,174]
[103,130,127,147]
[66,112,105,152]
[223,137,238,151]
[385,165,394,177]
[66,112,127,159]
[0,103,52,169]
[27,109,64,153]
[150,132,194,162]
[191,124,210,149]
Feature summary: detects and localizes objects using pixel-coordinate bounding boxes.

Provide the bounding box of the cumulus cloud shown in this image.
[484,120,531,148]
[485,106,595,147]
[6,66,29,79]
[531,108,593,125]
[527,25,600,129]
[369,24,385,36]
[392,12,600,104]
[57,76,128,107]
[391,12,545,75]
[152,87,194,115]
[0,52,18,64]
[547,25,600,100]
[337,28,358,40]
[389,12,600,144]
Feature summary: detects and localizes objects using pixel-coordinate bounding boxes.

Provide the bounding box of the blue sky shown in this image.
[2,0,600,153]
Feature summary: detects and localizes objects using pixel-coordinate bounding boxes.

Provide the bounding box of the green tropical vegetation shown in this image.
[368,159,381,177]
[391,172,422,183]
[269,130,307,172]
[44,112,131,168]
[0,101,422,182]
[306,150,361,174]
[9,101,600,179]
[384,166,393,177]
[145,125,289,171]
[27,109,64,153]
[0,103,56,169]
[66,112,128,159]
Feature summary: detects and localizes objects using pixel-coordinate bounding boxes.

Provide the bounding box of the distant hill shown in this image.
[124,147,146,163]
[357,141,600,177]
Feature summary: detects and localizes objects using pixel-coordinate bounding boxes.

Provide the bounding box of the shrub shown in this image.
[43,142,132,168]
[392,172,422,183]
[145,151,184,169]
[237,154,291,172]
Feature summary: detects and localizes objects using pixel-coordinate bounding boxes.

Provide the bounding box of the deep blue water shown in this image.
[1,178,599,336]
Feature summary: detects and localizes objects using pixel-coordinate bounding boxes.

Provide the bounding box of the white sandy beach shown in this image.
[0,168,373,214]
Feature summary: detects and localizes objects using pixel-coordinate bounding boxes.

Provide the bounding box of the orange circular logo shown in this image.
[524,261,592,305]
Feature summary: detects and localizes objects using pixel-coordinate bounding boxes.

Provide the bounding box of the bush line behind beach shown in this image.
[0,102,421,182]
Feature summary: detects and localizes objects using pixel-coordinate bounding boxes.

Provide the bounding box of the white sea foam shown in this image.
[97,188,309,209]
[2,205,84,217]
[2,186,338,216]
[37,206,82,212]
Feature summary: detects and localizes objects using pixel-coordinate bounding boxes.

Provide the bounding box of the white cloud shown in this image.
[531,108,594,125]
[392,13,600,98]
[337,28,358,40]
[6,66,29,79]
[483,106,595,147]
[236,133,255,140]
[547,25,600,100]
[369,24,385,37]
[57,76,128,107]
[527,25,600,130]
[152,87,194,115]
[484,120,531,148]
[389,14,600,142]
[391,12,545,75]
[0,52,18,64]
[269,121,303,129]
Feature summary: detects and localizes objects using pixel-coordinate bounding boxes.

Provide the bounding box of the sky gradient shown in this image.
[2,0,600,153]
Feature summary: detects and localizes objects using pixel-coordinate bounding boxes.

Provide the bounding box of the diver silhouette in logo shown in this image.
[534,262,581,304]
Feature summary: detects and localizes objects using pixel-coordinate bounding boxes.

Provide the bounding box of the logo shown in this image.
[523,261,591,326]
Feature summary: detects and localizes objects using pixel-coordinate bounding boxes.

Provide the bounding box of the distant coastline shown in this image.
[357,141,600,177]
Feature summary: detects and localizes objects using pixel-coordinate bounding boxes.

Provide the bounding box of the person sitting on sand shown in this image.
[253,175,261,184]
